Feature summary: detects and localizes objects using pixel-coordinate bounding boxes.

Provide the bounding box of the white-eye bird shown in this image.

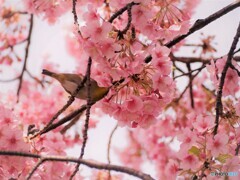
[42,69,109,102]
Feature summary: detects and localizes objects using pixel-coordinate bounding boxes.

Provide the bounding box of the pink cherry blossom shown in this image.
[206,133,229,157]
[177,128,198,150]
[193,114,215,133]
[180,154,199,171]
[123,95,143,112]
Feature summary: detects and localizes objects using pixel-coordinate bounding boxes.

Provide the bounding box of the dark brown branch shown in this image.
[0,151,155,180]
[70,57,93,179]
[174,66,205,79]
[171,55,240,64]
[213,21,240,135]
[37,104,94,137]
[26,159,44,180]
[174,67,203,103]
[60,113,82,134]
[72,0,82,36]
[171,56,210,63]
[16,14,34,102]
[233,47,240,54]
[235,143,240,156]
[120,5,133,35]
[108,2,140,23]
[186,63,194,108]
[37,96,77,135]
[165,1,240,48]
[229,63,240,76]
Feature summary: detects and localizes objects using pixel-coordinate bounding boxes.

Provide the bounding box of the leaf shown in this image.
[216,154,232,163]
[188,146,200,156]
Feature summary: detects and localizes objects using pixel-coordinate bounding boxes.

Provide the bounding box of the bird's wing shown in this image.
[63,74,83,84]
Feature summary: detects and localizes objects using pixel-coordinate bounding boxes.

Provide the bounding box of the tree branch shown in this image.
[107,124,118,164]
[70,57,93,179]
[0,151,155,180]
[26,159,44,180]
[235,143,240,156]
[108,2,140,23]
[16,14,34,102]
[37,104,92,137]
[229,63,240,76]
[72,0,82,36]
[186,63,194,108]
[165,1,240,48]
[213,21,240,135]
[106,124,118,179]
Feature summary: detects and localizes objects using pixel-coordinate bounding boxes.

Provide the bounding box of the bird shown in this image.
[42,69,109,102]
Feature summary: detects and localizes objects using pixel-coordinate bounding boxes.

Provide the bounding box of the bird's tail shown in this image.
[42,69,55,77]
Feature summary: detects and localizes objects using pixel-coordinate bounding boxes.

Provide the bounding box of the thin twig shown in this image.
[174,65,205,79]
[108,2,140,23]
[107,124,118,179]
[0,151,155,180]
[2,39,27,50]
[165,1,240,48]
[26,159,44,180]
[60,112,82,134]
[26,69,44,87]
[107,124,118,164]
[229,63,240,76]
[72,0,82,36]
[120,5,133,35]
[186,63,194,108]
[16,14,34,102]
[235,143,240,156]
[70,57,93,179]
[143,2,240,65]
[36,103,95,137]
[0,77,19,82]
[174,67,203,103]
[171,55,240,64]
[213,21,240,135]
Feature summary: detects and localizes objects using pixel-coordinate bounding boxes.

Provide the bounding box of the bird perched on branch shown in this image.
[42,69,109,102]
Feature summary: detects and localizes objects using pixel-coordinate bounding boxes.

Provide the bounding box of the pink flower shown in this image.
[206,133,229,157]
[138,114,157,128]
[123,95,143,113]
[222,156,240,172]
[81,21,112,43]
[235,99,240,116]
[180,154,199,171]
[142,97,160,116]
[177,128,197,150]
[152,45,171,59]
[164,160,179,179]
[193,115,215,133]
[83,5,99,22]
[152,57,172,75]
[152,74,173,93]
[223,69,239,96]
